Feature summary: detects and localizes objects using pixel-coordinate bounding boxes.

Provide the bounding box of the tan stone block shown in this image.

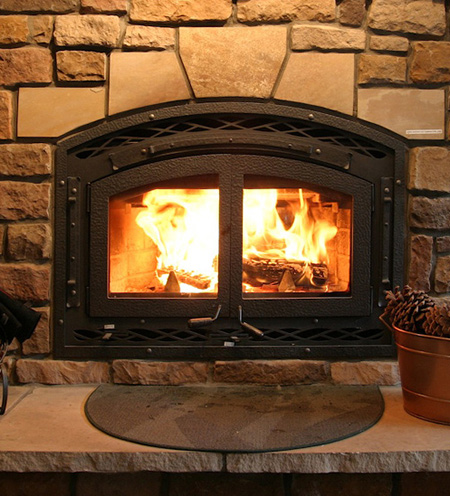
[410,42,450,84]
[16,359,110,384]
[180,26,286,98]
[0,225,5,256]
[81,0,127,14]
[0,16,29,44]
[370,35,409,53]
[276,52,354,115]
[358,54,406,85]
[0,143,53,176]
[54,14,121,47]
[437,237,450,253]
[6,223,52,261]
[2,357,16,381]
[213,360,330,385]
[338,0,366,27]
[22,307,51,355]
[130,0,231,23]
[0,182,50,220]
[18,87,105,137]
[76,473,162,496]
[237,0,335,23]
[0,263,51,302]
[123,26,176,50]
[0,0,77,12]
[410,197,450,230]
[368,0,446,36]
[330,360,400,385]
[408,235,433,292]
[109,51,190,114]
[57,50,106,81]
[0,47,52,86]
[31,16,54,44]
[0,91,13,140]
[409,147,450,192]
[292,25,366,51]
[358,88,445,140]
[112,360,209,385]
[435,255,450,293]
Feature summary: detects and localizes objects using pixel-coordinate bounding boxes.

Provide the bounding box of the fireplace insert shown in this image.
[54,101,406,359]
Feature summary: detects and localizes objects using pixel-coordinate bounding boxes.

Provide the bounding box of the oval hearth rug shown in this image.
[84,384,384,453]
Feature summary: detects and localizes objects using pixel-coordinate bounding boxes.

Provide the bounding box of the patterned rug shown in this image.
[85,384,384,453]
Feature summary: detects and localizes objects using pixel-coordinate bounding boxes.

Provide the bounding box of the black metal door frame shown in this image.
[53,100,406,359]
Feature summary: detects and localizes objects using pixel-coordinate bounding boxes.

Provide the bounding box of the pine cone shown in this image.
[384,285,435,334]
[424,303,450,337]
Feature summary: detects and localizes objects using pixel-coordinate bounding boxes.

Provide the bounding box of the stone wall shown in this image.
[0,0,449,385]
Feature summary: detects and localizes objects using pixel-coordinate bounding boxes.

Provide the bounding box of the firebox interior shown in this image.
[108,175,220,297]
[108,174,352,300]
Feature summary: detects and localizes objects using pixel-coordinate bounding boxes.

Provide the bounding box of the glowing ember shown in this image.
[135,189,219,293]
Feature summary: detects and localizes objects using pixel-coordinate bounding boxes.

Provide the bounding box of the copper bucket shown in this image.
[391,323,450,424]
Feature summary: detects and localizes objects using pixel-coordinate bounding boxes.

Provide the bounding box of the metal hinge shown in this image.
[66,177,81,309]
[379,177,394,305]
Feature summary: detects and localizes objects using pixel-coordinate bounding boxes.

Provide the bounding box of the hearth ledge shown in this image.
[0,386,449,474]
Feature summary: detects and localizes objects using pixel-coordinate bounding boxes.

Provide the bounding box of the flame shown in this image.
[243,188,338,291]
[136,189,219,293]
[134,187,341,294]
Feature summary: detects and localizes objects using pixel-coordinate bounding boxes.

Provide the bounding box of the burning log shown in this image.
[243,258,306,287]
[243,258,328,289]
[310,263,328,287]
[160,267,212,290]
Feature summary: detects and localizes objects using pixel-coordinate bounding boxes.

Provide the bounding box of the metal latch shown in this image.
[188,305,222,329]
[239,306,264,338]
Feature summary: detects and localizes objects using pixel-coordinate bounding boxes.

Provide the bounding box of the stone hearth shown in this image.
[0,0,449,390]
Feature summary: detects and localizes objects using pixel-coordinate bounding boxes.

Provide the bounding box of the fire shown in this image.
[133,187,342,295]
[135,189,219,293]
[243,188,337,263]
[243,188,339,292]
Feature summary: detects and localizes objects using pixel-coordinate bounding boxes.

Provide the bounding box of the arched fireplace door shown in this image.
[54,101,406,359]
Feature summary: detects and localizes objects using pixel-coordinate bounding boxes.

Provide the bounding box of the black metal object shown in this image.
[188,305,222,330]
[54,100,407,359]
[0,349,8,415]
[0,290,41,414]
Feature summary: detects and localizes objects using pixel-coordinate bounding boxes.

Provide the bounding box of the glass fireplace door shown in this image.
[89,155,233,318]
[226,158,372,319]
[89,154,372,320]
[242,185,352,296]
[109,187,220,297]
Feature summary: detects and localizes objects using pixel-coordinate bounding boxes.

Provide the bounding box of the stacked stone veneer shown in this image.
[0,0,449,386]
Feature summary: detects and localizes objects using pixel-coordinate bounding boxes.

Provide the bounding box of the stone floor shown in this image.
[0,385,450,474]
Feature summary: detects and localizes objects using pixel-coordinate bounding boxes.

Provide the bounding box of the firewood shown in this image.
[243,258,307,287]
[160,267,212,290]
[243,258,330,289]
[310,263,328,287]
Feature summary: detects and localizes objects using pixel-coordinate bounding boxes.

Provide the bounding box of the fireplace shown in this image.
[54,100,406,359]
